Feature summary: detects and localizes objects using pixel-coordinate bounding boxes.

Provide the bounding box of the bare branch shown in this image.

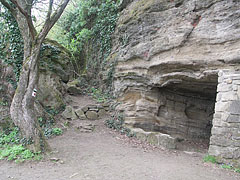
[46,0,53,20]
[39,0,70,41]
[0,0,16,15]
[9,0,37,39]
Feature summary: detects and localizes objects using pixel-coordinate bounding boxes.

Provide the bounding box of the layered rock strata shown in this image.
[109,0,240,163]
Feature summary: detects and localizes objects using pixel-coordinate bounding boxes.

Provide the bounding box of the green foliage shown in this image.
[203,155,217,164]
[39,43,62,71]
[52,128,63,136]
[38,116,62,138]
[55,0,120,75]
[221,164,240,173]
[90,87,107,103]
[235,168,240,173]
[221,164,232,169]
[203,154,240,173]
[0,127,20,145]
[0,128,42,162]
[0,100,8,106]
[105,113,135,137]
[38,105,65,139]
[0,6,24,85]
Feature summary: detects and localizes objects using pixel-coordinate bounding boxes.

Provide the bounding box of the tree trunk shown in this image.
[10,42,50,152]
[2,0,70,152]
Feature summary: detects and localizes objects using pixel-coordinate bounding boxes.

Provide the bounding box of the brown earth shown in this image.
[0,95,239,180]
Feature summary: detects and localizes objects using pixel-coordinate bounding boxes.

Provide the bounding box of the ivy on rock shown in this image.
[0,7,24,86]
[55,0,120,77]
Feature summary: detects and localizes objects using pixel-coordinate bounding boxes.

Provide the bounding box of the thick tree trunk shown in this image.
[10,43,50,152]
[2,0,69,152]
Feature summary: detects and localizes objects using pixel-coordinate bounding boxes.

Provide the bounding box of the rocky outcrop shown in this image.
[109,0,240,164]
[0,39,72,128]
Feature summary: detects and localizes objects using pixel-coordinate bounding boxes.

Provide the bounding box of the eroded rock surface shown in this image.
[109,0,240,164]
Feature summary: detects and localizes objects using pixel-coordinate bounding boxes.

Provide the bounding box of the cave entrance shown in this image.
[135,73,218,152]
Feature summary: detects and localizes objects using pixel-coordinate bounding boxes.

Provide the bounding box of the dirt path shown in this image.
[0,95,239,180]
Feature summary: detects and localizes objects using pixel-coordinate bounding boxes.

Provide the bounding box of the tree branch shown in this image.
[39,0,70,41]
[0,0,16,15]
[9,0,37,39]
[46,0,53,20]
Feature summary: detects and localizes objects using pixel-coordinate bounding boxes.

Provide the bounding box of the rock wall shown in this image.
[109,0,240,164]
[209,70,240,165]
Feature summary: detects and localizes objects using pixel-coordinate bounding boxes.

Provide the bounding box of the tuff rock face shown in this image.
[110,0,240,164]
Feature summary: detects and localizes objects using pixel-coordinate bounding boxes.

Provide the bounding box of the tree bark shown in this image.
[1,0,69,152]
[10,43,50,152]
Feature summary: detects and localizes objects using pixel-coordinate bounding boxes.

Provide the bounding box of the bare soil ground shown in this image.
[0,95,239,180]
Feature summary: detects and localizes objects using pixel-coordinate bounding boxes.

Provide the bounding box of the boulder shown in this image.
[66,79,82,95]
[86,111,98,120]
[37,72,65,111]
[62,106,78,120]
[131,128,176,149]
[75,108,87,120]
[98,109,107,118]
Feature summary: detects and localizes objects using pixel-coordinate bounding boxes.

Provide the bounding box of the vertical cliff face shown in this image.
[109,0,240,164]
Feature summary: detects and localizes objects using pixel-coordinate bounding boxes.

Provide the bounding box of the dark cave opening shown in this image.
[134,74,218,151]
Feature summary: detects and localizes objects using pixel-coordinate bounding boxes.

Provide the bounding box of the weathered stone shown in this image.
[97,105,104,110]
[217,83,232,92]
[66,85,82,95]
[86,111,98,120]
[234,80,240,85]
[209,145,240,159]
[220,91,238,101]
[210,136,233,147]
[81,106,89,113]
[146,133,159,146]
[226,114,240,123]
[131,128,148,141]
[75,109,87,120]
[157,133,176,149]
[104,107,110,111]
[38,72,65,110]
[102,103,110,107]
[233,85,238,91]
[215,102,230,112]
[62,106,78,120]
[225,78,233,84]
[105,0,240,165]
[75,122,95,133]
[98,109,107,117]
[229,101,240,115]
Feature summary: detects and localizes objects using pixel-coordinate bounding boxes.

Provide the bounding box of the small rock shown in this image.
[81,106,89,113]
[50,157,60,162]
[86,111,98,120]
[98,109,107,117]
[75,109,87,120]
[76,123,95,132]
[61,106,78,120]
[102,102,110,107]
[67,86,82,95]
